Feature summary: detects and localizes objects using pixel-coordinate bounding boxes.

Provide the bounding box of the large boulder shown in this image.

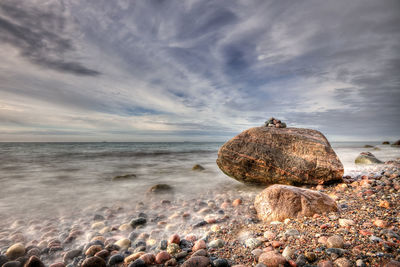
[216,127,343,185]
[355,152,382,164]
[254,184,338,222]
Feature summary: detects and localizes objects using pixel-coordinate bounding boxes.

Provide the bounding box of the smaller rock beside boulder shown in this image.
[355,152,383,164]
[264,117,287,128]
[254,184,338,222]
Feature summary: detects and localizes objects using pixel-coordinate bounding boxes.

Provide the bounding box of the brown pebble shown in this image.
[24,255,45,267]
[49,263,66,267]
[258,251,287,266]
[94,249,109,259]
[85,245,102,256]
[181,256,210,267]
[165,258,177,266]
[232,198,242,207]
[192,239,206,252]
[81,256,106,267]
[155,251,171,264]
[168,234,180,245]
[139,253,156,265]
[334,257,352,267]
[385,260,400,267]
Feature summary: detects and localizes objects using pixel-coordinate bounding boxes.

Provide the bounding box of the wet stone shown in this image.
[245,238,261,249]
[81,256,106,267]
[24,256,45,267]
[108,254,124,265]
[130,218,147,228]
[128,258,146,267]
[182,256,210,267]
[2,261,21,267]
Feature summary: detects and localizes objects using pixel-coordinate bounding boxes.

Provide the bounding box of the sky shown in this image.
[0,0,399,142]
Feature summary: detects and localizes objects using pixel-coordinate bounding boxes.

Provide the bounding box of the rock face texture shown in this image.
[254,184,338,222]
[216,127,343,185]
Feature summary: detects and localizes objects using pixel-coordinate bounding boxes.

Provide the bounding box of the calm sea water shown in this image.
[0,141,399,218]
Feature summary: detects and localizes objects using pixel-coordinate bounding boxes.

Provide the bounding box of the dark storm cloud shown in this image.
[0,1,100,76]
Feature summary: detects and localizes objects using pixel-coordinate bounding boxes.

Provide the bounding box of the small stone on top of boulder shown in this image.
[264,117,287,128]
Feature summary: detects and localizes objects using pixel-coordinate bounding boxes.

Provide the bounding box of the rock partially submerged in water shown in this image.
[355,152,383,164]
[147,184,173,193]
[392,140,400,147]
[254,184,338,222]
[216,127,343,185]
[192,164,205,171]
[112,174,137,181]
[382,141,390,145]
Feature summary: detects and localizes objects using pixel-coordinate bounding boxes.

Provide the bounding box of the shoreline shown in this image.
[0,161,399,267]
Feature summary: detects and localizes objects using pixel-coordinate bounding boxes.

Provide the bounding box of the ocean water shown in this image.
[0,141,399,220]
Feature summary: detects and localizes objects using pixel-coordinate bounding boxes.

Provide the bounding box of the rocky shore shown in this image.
[0,160,399,267]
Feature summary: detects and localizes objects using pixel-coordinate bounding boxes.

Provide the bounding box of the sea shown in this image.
[0,141,399,220]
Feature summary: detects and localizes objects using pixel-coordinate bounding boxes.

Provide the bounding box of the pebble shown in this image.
[284,229,300,237]
[85,245,102,256]
[182,256,210,267]
[282,246,295,259]
[168,234,180,245]
[167,243,180,255]
[6,243,25,260]
[24,255,45,267]
[81,256,106,267]
[95,249,109,259]
[334,257,352,267]
[245,238,261,249]
[155,251,171,264]
[91,221,105,230]
[251,248,263,259]
[114,238,131,249]
[374,219,389,228]
[263,231,276,240]
[124,252,145,264]
[108,254,124,265]
[232,198,242,207]
[130,218,147,228]
[356,259,366,267]
[327,235,344,248]
[305,251,317,262]
[338,219,355,227]
[258,251,287,266]
[192,239,206,251]
[208,239,224,248]
[139,253,156,265]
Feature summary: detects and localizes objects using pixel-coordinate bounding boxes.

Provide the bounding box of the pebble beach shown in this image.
[0,142,399,267]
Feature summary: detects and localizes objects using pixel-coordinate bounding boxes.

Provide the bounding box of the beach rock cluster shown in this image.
[217,126,344,185]
[0,161,399,267]
[264,117,287,128]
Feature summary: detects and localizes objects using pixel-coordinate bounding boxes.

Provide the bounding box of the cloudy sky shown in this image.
[0,0,399,142]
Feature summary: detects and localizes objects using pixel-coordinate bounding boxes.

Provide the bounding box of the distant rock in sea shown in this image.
[192,164,205,171]
[254,184,338,222]
[364,145,374,148]
[216,126,343,185]
[355,152,383,164]
[382,141,390,145]
[147,184,173,194]
[111,174,137,181]
[391,140,400,147]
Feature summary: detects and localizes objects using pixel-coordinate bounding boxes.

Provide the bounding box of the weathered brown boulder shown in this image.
[216,127,343,185]
[254,184,338,222]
